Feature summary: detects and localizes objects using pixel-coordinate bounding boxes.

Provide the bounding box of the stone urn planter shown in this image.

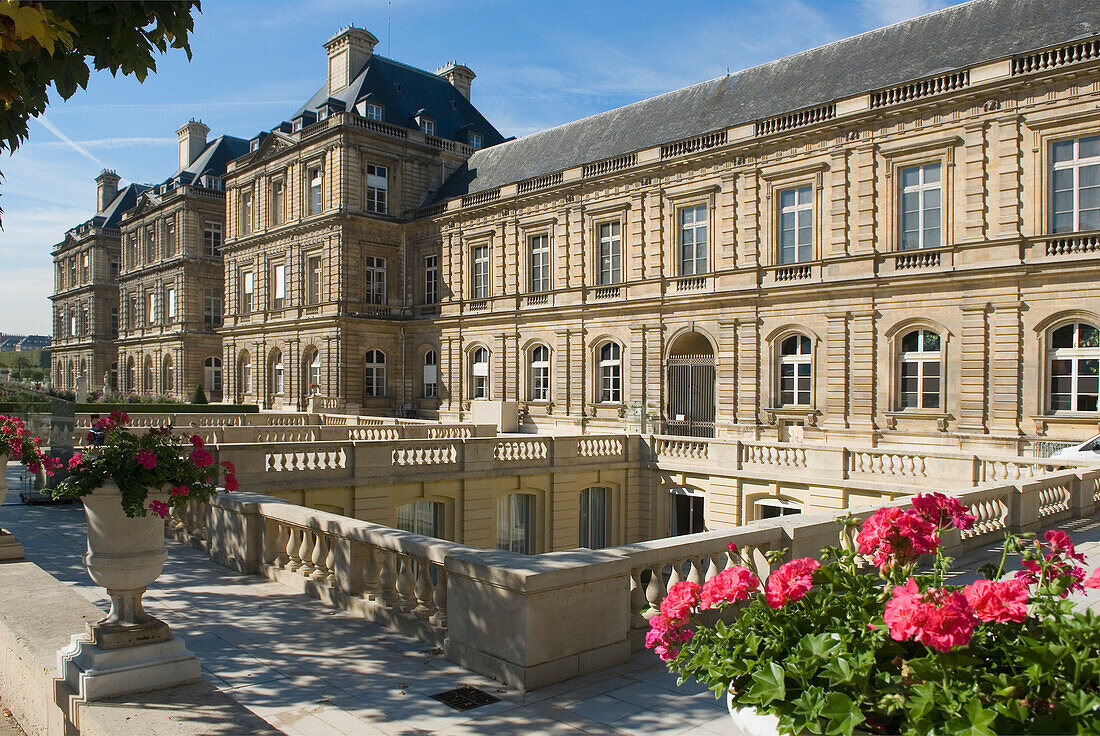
[81,481,171,648]
[726,693,782,736]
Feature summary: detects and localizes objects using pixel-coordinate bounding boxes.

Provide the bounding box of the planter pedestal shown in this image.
[58,482,200,701]
[0,453,24,562]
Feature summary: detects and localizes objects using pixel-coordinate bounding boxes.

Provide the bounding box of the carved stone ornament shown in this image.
[764,409,777,425]
[983,99,1002,112]
[885,414,898,430]
[1033,418,1047,436]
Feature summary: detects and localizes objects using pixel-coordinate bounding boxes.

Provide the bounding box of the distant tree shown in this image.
[0,1,201,223]
[190,384,207,404]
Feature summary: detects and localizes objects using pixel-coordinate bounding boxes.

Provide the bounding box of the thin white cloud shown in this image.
[35,117,103,167]
[26,136,177,152]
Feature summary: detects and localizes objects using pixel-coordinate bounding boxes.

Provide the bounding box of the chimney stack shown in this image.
[177,119,210,170]
[437,62,475,101]
[325,27,378,96]
[95,170,120,213]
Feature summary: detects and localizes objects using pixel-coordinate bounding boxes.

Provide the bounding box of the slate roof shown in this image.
[172,135,251,184]
[435,0,1100,201]
[292,54,505,147]
[96,183,149,230]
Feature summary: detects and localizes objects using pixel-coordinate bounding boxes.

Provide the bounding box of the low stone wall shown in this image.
[0,560,277,736]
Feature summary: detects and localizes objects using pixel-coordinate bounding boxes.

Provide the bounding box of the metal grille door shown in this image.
[666,354,715,437]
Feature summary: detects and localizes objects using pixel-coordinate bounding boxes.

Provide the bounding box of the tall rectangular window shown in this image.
[69,257,76,285]
[126,236,137,268]
[365,164,388,214]
[145,227,156,263]
[271,264,286,309]
[597,221,621,285]
[164,285,176,321]
[81,252,91,282]
[203,222,223,256]
[679,205,707,275]
[307,254,322,304]
[204,288,222,326]
[110,257,120,279]
[1051,135,1100,233]
[165,219,177,257]
[271,180,285,225]
[579,487,609,549]
[241,271,254,314]
[529,234,550,292]
[110,307,119,338]
[496,494,534,555]
[365,256,386,304]
[80,306,89,336]
[470,245,489,299]
[779,186,813,263]
[671,492,705,536]
[424,254,439,303]
[127,295,137,330]
[145,290,157,325]
[900,163,942,250]
[239,190,253,235]
[396,501,444,538]
[308,167,323,215]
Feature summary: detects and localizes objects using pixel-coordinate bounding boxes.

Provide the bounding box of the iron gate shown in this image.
[665,353,715,437]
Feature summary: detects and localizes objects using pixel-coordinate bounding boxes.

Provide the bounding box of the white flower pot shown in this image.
[82,481,170,647]
[727,691,782,736]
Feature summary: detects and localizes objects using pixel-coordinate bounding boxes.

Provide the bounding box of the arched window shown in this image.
[1049,322,1100,413]
[161,355,174,394]
[306,349,321,391]
[779,335,812,406]
[579,487,610,549]
[125,357,135,391]
[364,350,386,398]
[529,344,550,402]
[204,357,222,399]
[54,362,62,387]
[598,342,621,403]
[270,351,284,395]
[897,329,942,409]
[497,493,535,554]
[470,347,489,399]
[423,349,438,399]
[67,360,75,389]
[238,352,252,395]
[142,355,154,393]
[79,358,87,379]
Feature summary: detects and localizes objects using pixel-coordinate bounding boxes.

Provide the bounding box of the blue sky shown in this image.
[1,0,963,335]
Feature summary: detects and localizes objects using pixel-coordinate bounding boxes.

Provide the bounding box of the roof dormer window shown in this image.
[366,102,383,121]
[292,119,303,133]
[469,132,483,149]
[420,117,436,137]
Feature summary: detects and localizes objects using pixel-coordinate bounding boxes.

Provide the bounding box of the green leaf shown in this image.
[820,692,865,736]
[747,662,786,706]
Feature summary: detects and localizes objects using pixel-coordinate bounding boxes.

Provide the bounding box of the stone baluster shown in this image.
[377,550,397,606]
[273,523,289,568]
[396,554,417,612]
[687,557,703,585]
[310,533,329,582]
[431,567,448,628]
[629,568,647,629]
[361,546,381,600]
[325,539,337,586]
[704,555,722,582]
[413,559,436,619]
[666,560,683,595]
[643,565,662,619]
[285,527,303,572]
[298,530,316,576]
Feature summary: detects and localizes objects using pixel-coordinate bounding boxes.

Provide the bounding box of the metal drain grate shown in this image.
[430,685,501,711]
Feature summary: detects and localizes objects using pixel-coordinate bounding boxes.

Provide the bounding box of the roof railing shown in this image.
[461,188,500,208]
[754,102,836,137]
[517,171,563,195]
[582,152,637,178]
[661,131,727,160]
[1013,38,1100,76]
[870,70,970,109]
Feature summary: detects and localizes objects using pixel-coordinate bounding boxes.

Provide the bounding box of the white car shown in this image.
[1050,434,1100,462]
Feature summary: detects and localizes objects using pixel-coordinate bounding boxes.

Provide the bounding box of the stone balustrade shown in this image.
[169,466,1100,691]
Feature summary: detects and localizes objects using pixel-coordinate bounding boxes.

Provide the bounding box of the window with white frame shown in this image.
[81,252,91,282]
[162,356,173,394]
[109,362,118,391]
[900,163,942,250]
[306,254,322,304]
[145,290,157,325]
[469,132,483,149]
[308,166,323,215]
[365,102,384,121]
[165,219,177,257]
[679,205,707,276]
[125,357,135,391]
[69,257,76,285]
[423,349,438,398]
[419,117,436,136]
[1051,135,1100,233]
[307,350,321,390]
[779,186,813,264]
[1048,322,1100,412]
[424,254,439,303]
[127,295,137,330]
[79,306,89,336]
[143,356,153,393]
[239,190,253,235]
[598,342,622,403]
[899,329,942,409]
[365,256,386,304]
[271,263,286,309]
[470,245,489,299]
[496,493,534,554]
[164,285,176,322]
[779,334,812,406]
[397,501,444,538]
[579,487,610,549]
[529,234,550,292]
[271,351,284,394]
[145,227,156,263]
[530,344,550,401]
[670,488,705,536]
[126,236,137,268]
[239,352,252,394]
[204,357,222,397]
[241,270,254,314]
[365,164,388,214]
[110,257,120,279]
[271,180,285,226]
[204,288,222,326]
[471,347,489,399]
[597,221,621,285]
[110,307,119,338]
[364,350,386,397]
[203,222,222,256]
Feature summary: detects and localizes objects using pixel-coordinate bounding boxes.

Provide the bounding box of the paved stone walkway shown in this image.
[0,700,26,736]
[1,466,732,736]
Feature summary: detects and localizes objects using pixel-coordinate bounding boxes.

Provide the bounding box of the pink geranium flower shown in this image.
[962,579,1029,623]
[148,500,170,519]
[700,566,759,609]
[884,579,977,652]
[190,434,204,450]
[108,410,129,425]
[220,460,235,475]
[644,613,694,661]
[659,581,702,622]
[169,485,190,497]
[1084,567,1100,589]
[765,558,820,609]
[67,453,83,471]
[189,448,215,468]
[224,474,239,492]
[911,492,976,531]
[857,507,939,571]
[134,450,157,470]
